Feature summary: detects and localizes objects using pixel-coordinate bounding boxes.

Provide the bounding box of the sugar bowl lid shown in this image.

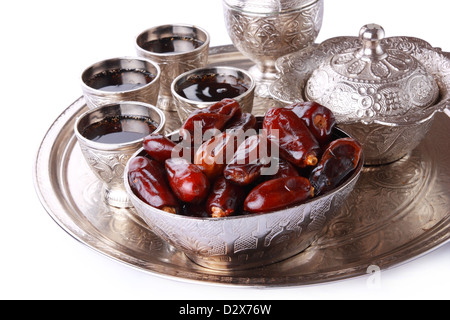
[304,24,439,122]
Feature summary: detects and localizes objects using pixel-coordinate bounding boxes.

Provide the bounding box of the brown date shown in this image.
[181,202,209,218]
[244,176,314,214]
[224,112,257,133]
[269,158,299,180]
[194,131,241,180]
[263,107,321,168]
[165,158,210,204]
[206,176,246,218]
[286,102,336,146]
[310,138,362,196]
[223,134,273,186]
[143,133,180,163]
[180,98,242,145]
[128,156,179,214]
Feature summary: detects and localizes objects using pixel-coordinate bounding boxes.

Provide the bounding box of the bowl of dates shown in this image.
[124,98,364,270]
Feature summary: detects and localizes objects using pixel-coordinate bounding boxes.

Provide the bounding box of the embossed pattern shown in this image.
[83,84,160,111]
[271,35,450,164]
[223,0,323,98]
[305,25,440,121]
[128,167,360,270]
[78,145,136,207]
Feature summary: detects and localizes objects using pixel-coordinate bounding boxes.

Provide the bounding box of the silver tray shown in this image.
[33,45,450,287]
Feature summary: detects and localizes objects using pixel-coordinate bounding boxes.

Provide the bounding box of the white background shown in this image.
[1,0,449,300]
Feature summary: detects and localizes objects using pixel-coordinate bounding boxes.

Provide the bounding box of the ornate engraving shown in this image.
[223,0,323,98]
[79,145,130,185]
[271,29,450,164]
[130,164,360,270]
[305,26,440,122]
[225,1,322,61]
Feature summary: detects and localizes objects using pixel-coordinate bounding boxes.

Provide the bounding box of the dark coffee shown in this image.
[176,74,248,102]
[83,116,157,144]
[142,36,204,53]
[87,69,156,92]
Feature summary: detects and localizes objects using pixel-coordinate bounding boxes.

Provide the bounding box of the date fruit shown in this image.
[181,202,209,218]
[263,107,321,168]
[194,131,241,180]
[286,102,336,146]
[269,158,299,180]
[143,133,180,163]
[310,138,362,196]
[244,176,314,213]
[128,156,179,213]
[223,134,272,186]
[206,176,246,218]
[224,112,258,133]
[180,98,241,145]
[165,158,210,204]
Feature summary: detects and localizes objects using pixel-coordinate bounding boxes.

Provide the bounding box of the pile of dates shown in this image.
[128,98,362,218]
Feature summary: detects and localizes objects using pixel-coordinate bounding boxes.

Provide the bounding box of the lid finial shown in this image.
[358,24,387,60]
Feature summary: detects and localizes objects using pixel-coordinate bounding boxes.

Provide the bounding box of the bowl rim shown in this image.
[123,126,364,222]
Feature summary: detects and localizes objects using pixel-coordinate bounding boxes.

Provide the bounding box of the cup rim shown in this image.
[80,56,161,95]
[74,101,166,150]
[135,23,211,58]
[170,65,256,106]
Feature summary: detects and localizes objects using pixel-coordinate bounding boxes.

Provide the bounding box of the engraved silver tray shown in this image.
[33,45,450,287]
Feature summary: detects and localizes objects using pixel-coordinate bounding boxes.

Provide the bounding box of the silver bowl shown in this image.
[222,0,324,98]
[270,29,450,165]
[171,66,256,122]
[124,128,363,271]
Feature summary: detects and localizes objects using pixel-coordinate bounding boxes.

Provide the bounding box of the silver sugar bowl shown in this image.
[223,0,324,98]
[271,24,450,165]
[305,24,439,121]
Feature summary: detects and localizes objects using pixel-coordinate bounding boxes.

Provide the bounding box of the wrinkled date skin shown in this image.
[223,134,272,186]
[286,102,336,146]
[143,133,180,163]
[310,138,362,196]
[269,158,299,180]
[263,108,321,168]
[244,176,314,214]
[194,131,241,180]
[180,98,241,145]
[206,176,246,218]
[224,112,258,133]
[128,156,179,213]
[165,158,210,204]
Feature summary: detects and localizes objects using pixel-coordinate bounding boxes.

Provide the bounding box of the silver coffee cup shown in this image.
[135,24,210,111]
[171,66,255,122]
[74,101,165,208]
[81,56,161,109]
